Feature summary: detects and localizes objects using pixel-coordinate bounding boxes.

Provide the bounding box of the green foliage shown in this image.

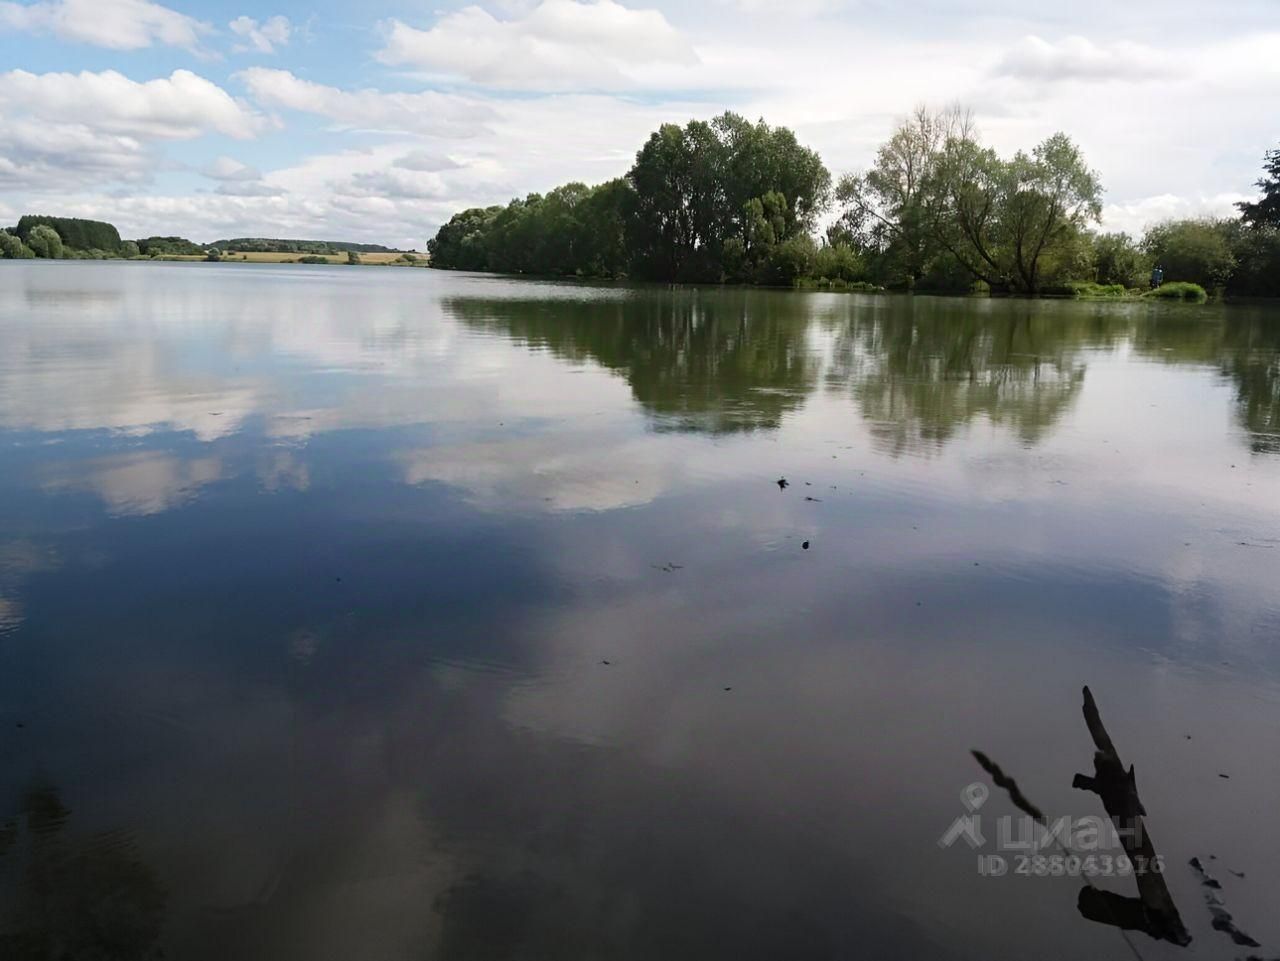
[1041,281,1128,298]
[205,248,222,262]
[298,255,329,264]
[813,243,864,282]
[764,234,818,286]
[120,240,140,258]
[834,109,1103,294]
[16,215,122,252]
[1143,281,1208,302]
[346,250,361,265]
[1091,232,1149,287]
[1142,219,1236,290]
[26,224,64,259]
[1237,146,1280,229]
[626,113,831,282]
[1223,225,1280,297]
[212,238,398,254]
[834,106,960,287]
[429,112,831,284]
[0,230,35,259]
[137,236,205,256]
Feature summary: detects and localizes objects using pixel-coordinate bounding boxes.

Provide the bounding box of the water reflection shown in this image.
[0,784,166,959]
[445,289,820,434]
[448,288,1280,457]
[824,299,1102,455]
[1,264,1279,960]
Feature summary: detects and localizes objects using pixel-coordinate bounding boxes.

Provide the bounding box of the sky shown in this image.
[1,0,1277,248]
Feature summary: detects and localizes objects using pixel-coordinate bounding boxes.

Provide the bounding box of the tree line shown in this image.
[428,108,1280,298]
[0,219,409,262]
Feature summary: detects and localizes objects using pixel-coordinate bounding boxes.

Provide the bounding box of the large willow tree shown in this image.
[837,107,1102,293]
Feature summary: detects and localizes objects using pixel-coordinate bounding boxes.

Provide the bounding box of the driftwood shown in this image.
[1071,686,1191,946]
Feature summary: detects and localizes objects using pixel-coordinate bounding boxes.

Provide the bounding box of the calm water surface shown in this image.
[1,261,1278,960]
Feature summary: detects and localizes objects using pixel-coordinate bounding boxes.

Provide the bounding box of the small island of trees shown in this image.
[428,107,1280,299]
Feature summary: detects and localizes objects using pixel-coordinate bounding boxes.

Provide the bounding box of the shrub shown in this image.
[1144,281,1208,302]
[120,241,140,258]
[1042,280,1129,298]
[346,250,361,265]
[1091,232,1149,288]
[766,234,816,286]
[1142,219,1235,290]
[0,230,35,259]
[26,224,64,259]
[298,255,328,264]
[813,242,864,283]
[205,248,222,262]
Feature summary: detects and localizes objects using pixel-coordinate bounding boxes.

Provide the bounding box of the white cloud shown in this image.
[0,117,153,189]
[0,0,208,51]
[346,169,447,200]
[1101,192,1250,235]
[216,181,286,198]
[0,69,264,140]
[229,14,290,54]
[394,150,462,173]
[202,156,259,181]
[994,35,1175,82]
[0,71,263,191]
[378,0,698,91]
[237,68,492,138]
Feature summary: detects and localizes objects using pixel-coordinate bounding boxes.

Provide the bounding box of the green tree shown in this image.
[1219,220,1280,297]
[26,224,63,259]
[1091,232,1148,287]
[346,250,361,265]
[764,234,818,285]
[16,215,122,252]
[0,230,35,259]
[1237,146,1280,229]
[120,240,141,258]
[814,243,865,282]
[625,113,830,282]
[1142,219,1236,290]
[427,206,501,270]
[834,105,967,286]
[924,130,1102,293]
[1000,134,1102,291]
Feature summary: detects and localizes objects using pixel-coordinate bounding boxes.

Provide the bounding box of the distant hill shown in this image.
[17,215,123,252]
[210,238,406,254]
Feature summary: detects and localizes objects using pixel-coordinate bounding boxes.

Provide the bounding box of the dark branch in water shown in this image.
[971,686,1191,951]
[970,750,1045,823]
[1070,686,1190,946]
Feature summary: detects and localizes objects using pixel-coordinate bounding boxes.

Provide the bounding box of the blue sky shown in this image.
[1,0,1277,247]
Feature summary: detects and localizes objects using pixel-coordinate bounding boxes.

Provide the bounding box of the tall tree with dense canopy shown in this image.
[428,112,832,284]
[16,215,122,253]
[1237,147,1280,229]
[834,105,970,286]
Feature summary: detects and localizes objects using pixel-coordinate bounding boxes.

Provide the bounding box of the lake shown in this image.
[0,260,1277,960]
